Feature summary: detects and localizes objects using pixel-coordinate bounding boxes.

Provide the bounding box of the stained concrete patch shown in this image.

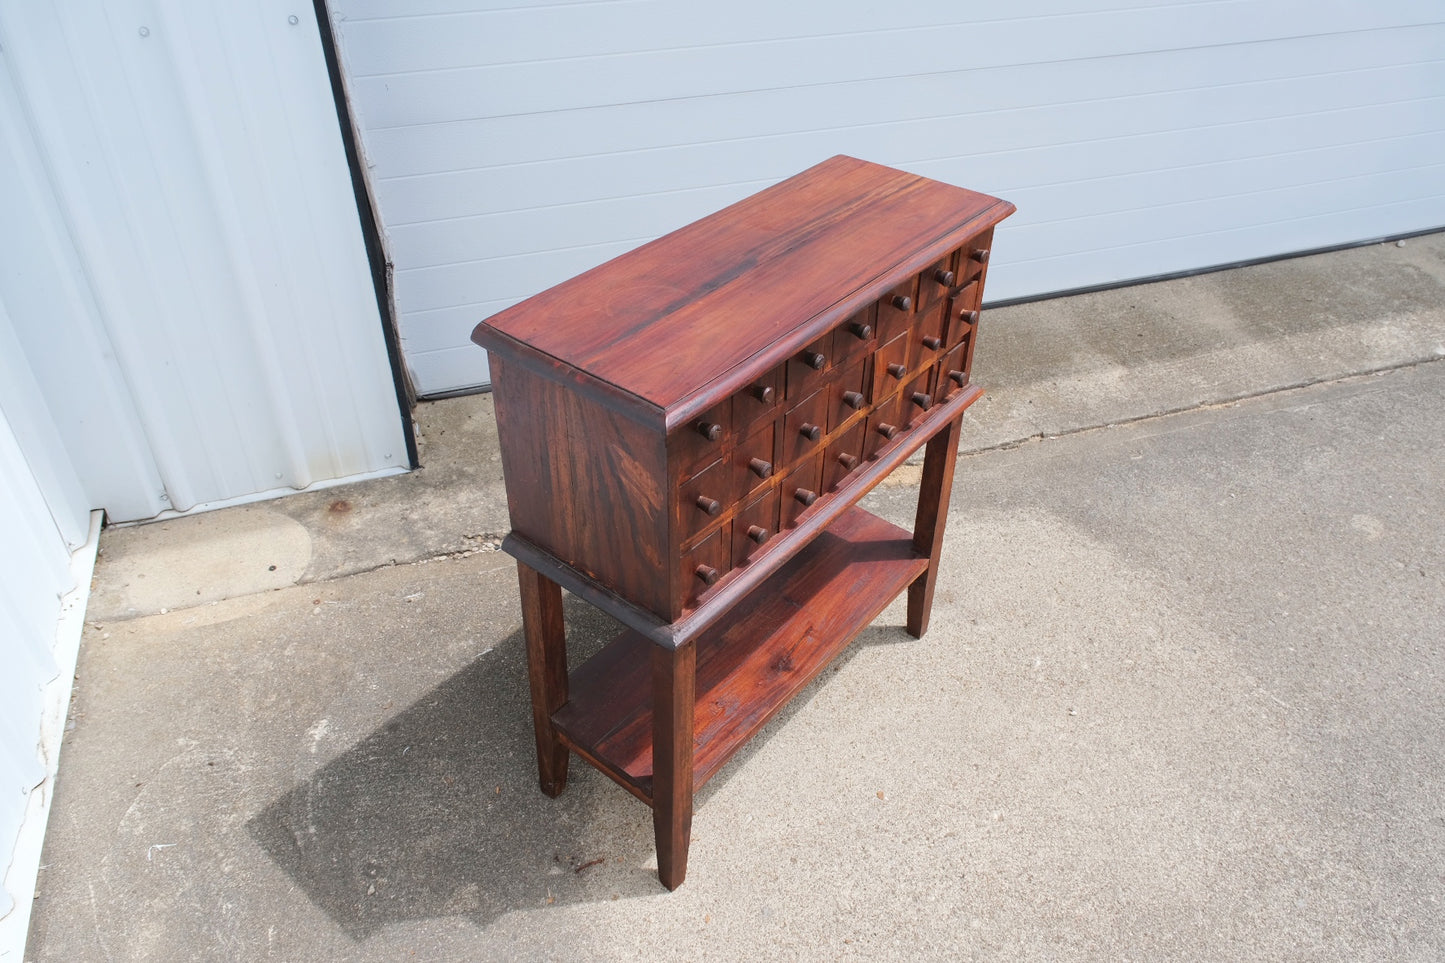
[88,508,311,619]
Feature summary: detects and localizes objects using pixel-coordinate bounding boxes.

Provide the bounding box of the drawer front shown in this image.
[682,527,729,611]
[830,304,877,364]
[730,419,779,499]
[937,342,970,403]
[864,394,902,461]
[782,388,828,464]
[871,332,910,402]
[731,486,780,567]
[732,364,784,430]
[780,452,824,530]
[825,355,870,433]
[824,421,866,492]
[786,335,833,398]
[875,275,918,342]
[901,372,933,429]
[916,249,962,313]
[946,279,981,348]
[678,457,733,542]
[959,228,994,284]
[911,301,948,371]
[671,398,730,478]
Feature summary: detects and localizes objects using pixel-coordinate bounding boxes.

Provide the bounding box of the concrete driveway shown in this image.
[24,234,1445,961]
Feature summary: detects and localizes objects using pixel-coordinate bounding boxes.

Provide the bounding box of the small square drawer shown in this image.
[682,527,729,611]
[730,419,778,498]
[780,452,824,530]
[900,372,934,429]
[786,335,833,399]
[830,304,877,363]
[912,301,948,369]
[875,275,919,342]
[731,486,780,568]
[824,421,866,492]
[782,388,828,464]
[678,457,733,542]
[960,229,993,282]
[732,364,783,429]
[916,249,962,312]
[937,342,970,403]
[864,394,902,461]
[946,280,981,348]
[871,331,910,402]
[671,398,730,477]
[826,355,870,432]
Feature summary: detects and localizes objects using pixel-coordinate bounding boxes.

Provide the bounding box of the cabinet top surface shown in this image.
[472,155,1014,416]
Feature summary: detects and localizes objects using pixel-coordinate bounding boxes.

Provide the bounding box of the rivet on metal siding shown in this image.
[138,26,150,37]
[288,15,299,25]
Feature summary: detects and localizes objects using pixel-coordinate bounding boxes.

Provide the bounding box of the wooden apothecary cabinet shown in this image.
[472,155,1014,889]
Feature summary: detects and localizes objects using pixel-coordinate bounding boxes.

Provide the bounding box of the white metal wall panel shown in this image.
[329,0,1445,395]
[0,409,73,920]
[0,1,409,520]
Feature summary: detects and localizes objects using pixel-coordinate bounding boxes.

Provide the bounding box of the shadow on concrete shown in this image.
[246,596,662,940]
[247,586,921,941]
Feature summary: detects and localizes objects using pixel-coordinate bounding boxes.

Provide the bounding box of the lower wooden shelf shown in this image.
[552,505,929,805]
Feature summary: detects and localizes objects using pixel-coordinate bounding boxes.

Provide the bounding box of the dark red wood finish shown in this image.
[476,157,1012,889]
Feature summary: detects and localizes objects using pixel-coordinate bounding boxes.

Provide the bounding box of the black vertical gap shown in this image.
[310,0,420,469]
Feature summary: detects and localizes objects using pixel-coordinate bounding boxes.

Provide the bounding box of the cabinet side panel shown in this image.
[491,355,670,617]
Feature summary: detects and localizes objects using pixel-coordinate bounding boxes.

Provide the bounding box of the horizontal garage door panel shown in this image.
[331,1,1445,395]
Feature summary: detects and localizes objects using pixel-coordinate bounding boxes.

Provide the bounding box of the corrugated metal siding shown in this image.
[0,408,74,920]
[0,1,408,521]
[329,0,1445,395]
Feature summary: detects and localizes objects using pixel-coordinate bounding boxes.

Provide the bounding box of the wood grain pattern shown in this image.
[490,354,671,616]
[906,415,964,638]
[517,562,569,797]
[473,155,1012,423]
[487,159,1011,889]
[652,642,696,890]
[552,506,930,794]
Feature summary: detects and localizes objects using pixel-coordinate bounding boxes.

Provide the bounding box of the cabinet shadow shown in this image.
[246,596,659,941]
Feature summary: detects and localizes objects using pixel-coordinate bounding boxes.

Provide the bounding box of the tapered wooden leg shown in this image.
[651,642,696,890]
[907,415,964,638]
[517,561,569,797]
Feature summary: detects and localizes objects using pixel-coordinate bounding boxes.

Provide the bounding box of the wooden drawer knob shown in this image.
[750,383,774,403]
[748,457,773,478]
[793,488,818,507]
[842,390,865,409]
[848,321,872,340]
[958,308,979,324]
[921,335,943,351]
[695,495,722,516]
[933,268,956,286]
[836,452,859,470]
[886,362,907,380]
[970,248,990,264]
[696,421,723,441]
[798,422,822,442]
[695,564,720,586]
[876,422,899,440]
[747,525,770,545]
[948,369,966,387]
[890,294,912,312]
[801,350,827,370]
[911,391,932,410]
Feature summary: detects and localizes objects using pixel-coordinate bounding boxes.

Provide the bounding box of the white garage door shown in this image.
[329,0,1445,396]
